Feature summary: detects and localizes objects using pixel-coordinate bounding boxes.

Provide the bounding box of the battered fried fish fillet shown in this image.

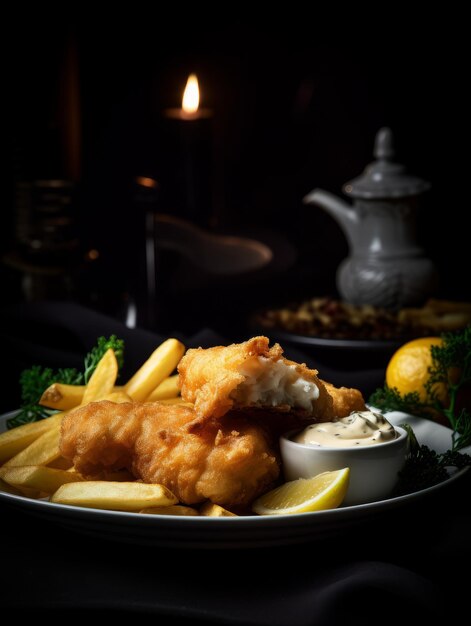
[321,382,366,417]
[178,336,334,421]
[60,401,279,508]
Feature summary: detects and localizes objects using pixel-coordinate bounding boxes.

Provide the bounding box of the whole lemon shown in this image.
[386,337,446,403]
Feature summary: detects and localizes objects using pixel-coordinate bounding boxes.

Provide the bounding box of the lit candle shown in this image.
[165,74,212,120]
[163,74,214,226]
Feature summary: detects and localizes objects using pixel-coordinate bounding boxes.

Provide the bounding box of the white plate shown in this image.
[1,410,469,549]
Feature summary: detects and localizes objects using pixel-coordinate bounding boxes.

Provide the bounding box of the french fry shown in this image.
[4,425,62,468]
[39,383,84,410]
[102,390,133,403]
[50,481,178,511]
[40,384,127,410]
[125,339,185,401]
[0,479,41,498]
[198,502,237,517]
[0,478,24,496]
[81,348,118,405]
[0,465,84,494]
[0,413,63,465]
[146,375,180,401]
[66,467,134,480]
[139,505,198,516]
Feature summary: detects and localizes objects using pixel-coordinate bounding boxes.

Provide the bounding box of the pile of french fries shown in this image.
[0,338,235,518]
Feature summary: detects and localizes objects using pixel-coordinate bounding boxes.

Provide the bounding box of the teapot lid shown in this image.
[343,127,431,199]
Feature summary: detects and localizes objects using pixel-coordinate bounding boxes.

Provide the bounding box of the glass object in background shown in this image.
[17,179,77,263]
[129,176,160,330]
[6,179,78,301]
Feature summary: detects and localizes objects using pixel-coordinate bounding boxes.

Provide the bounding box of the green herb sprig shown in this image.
[8,335,124,429]
[395,424,471,495]
[426,327,471,448]
[368,386,430,418]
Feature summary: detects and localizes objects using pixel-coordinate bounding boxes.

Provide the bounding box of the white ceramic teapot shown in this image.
[304,127,437,308]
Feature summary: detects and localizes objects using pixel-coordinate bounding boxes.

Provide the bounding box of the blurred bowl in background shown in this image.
[253,327,402,370]
[250,296,471,369]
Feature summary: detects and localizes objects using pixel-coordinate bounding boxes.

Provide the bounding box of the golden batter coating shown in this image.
[178,336,334,421]
[60,401,279,508]
[321,381,366,417]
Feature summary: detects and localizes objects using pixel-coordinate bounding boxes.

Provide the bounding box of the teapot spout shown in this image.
[303,188,358,244]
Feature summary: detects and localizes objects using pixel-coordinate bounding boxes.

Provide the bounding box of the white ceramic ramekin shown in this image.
[280,426,409,506]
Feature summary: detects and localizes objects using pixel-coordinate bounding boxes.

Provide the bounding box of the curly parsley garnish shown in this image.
[8,335,124,429]
[395,423,471,495]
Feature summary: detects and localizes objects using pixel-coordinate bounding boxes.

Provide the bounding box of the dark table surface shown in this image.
[1,301,469,624]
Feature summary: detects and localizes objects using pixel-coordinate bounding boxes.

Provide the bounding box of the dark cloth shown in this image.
[0,301,468,624]
[2,488,469,624]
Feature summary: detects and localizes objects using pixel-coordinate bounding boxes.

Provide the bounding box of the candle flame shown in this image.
[182,74,199,114]
[135,176,158,189]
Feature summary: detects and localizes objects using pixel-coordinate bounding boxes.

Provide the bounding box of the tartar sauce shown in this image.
[294,411,397,447]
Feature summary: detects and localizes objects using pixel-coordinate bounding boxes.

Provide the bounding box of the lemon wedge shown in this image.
[252,468,350,515]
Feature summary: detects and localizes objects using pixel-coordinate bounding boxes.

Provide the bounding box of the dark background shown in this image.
[2,19,469,337]
[1,23,470,622]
